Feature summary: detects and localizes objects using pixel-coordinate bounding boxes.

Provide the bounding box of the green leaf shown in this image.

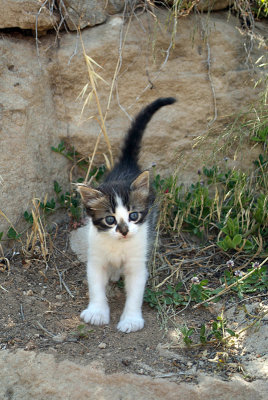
[24,211,33,224]
[51,141,65,153]
[233,234,242,247]
[200,335,207,344]
[226,328,236,337]
[54,181,62,194]
[0,232,3,241]
[7,227,21,240]
[200,324,206,337]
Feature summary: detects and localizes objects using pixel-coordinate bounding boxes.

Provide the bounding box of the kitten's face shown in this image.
[79,171,151,240]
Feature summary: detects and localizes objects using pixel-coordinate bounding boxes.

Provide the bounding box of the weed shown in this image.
[72,324,93,339]
[180,325,195,346]
[144,278,221,310]
[51,142,91,172]
[6,227,22,240]
[144,283,188,310]
[180,314,237,348]
[199,314,236,344]
[222,264,268,299]
[155,154,268,256]
[23,199,50,264]
[189,278,221,304]
[251,125,268,145]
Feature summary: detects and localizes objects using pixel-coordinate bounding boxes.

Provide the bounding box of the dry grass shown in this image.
[21,198,51,268]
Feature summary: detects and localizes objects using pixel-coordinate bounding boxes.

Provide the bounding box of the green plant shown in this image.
[180,315,236,347]
[155,155,268,256]
[144,283,188,310]
[7,227,22,240]
[251,125,268,144]
[254,0,268,17]
[53,180,82,222]
[51,142,89,171]
[180,325,195,346]
[189,278,220,304]
[200,315,236,344]
[72,324,93,339]
[222,264,268,299]
[217,217,255,252]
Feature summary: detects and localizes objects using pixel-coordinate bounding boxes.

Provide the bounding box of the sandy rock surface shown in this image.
[0,349,267,400]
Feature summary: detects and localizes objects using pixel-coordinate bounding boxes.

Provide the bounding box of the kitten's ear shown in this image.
[77,185,104,207]
[130,171,150,197]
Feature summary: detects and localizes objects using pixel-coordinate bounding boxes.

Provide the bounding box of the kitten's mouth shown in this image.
[119,235,130,240]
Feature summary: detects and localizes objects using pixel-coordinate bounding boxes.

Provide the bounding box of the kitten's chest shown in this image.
[98,238,140,267]
[89,231,147,268]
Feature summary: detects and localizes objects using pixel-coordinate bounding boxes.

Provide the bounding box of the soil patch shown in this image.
[0,224,267,386]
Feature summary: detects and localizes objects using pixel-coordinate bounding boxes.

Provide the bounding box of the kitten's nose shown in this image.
[116,221,129,237]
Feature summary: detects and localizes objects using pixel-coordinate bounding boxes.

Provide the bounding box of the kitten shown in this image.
[78,97,176,333]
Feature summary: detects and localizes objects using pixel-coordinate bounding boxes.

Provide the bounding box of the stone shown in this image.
[98,342,107,349]
[0,350,267,400]
[61,0,107,31]
[105,0,125,15]
[196,0,234,12]
[0,0,59,31]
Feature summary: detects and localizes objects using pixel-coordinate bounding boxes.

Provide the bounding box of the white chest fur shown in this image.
[87,219,149,269]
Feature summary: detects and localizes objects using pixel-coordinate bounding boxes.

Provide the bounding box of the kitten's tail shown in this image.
[119,97,176,165]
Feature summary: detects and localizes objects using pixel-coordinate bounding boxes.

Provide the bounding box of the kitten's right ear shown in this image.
[77,185,104,207]
[130,171,150,197]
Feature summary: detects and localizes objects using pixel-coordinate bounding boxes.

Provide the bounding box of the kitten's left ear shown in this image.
[130,171,150,197]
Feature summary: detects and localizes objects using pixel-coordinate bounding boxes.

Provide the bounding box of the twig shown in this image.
[20,304,25,322]
[54,262,75,299]
[237,309,268,336]
[62,279,75,299]
[0,284,8,292]
[155,260,183,289]
[36,321,55,337]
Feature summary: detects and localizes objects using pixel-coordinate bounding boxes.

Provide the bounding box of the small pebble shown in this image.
[187,361,193,367]
[56,295,62,300]
[122,358,131,366]
[98,342,107,349]
[52,333,67,343]
[26,289,34,296]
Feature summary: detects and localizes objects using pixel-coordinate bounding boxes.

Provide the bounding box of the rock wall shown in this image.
[0,1,267,236]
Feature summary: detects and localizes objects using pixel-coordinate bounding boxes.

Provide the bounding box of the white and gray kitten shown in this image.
[78,97,176,333]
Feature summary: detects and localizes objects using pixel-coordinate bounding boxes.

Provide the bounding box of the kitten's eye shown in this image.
[105,215,116,225]
[129,212,139,222]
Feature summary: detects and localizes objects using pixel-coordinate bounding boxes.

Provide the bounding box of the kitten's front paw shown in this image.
[117,315,144,333]
[80,304,110,326]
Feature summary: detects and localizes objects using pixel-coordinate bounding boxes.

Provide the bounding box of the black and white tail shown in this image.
[119,97,176,166]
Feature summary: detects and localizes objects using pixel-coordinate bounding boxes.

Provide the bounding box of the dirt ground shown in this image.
[0,223,267,387]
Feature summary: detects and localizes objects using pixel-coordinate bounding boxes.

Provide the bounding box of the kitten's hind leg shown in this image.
[117,261,147,333]
[80,260,110,326]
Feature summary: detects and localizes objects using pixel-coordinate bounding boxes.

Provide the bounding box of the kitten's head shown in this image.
[78,171,152,240]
